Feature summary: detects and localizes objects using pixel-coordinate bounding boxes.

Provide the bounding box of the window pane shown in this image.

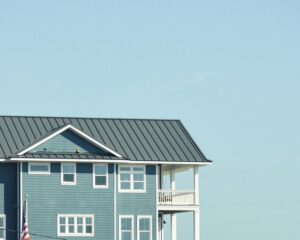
[134,182,144,190]
[69,217,74,224]
[95,165,106,175]
[95,176,106,185]
[59,217,65,224]
[139,218,150,230]
[133,173,144,181]
[77,217,83,224]
[121,182,130,190]
[77,226,83,233]
[120,167,130,171]
[122,232,131,240]
[140,232,150,240]
[121,218,131,230]
[86,225,92,233]
[69,226,74,233]
[63,174,74,182]
[30,164,49,172]
[0,230,4,238]
[63,164,74,173]
[120,173,130,181]
[86,217,92,225]
[0,218,3,226]
[133,167,144,172]
[60,226,66,233]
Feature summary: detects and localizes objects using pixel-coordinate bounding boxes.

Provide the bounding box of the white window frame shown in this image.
[118,165,146,193]
[137,215,152,240]
[57,214,94,237]
[119,215,134,240]
[93,163,108,188]
[61,163,76,185]
[28,162,50,175]
[0,214,6,240]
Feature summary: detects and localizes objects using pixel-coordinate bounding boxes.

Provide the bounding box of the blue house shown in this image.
[0,116,211,240]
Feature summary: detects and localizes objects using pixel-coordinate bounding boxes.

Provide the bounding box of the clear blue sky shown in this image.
[0,1,299,239]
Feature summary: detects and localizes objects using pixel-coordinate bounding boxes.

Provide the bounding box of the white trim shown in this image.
[137,215,152,240]
[0,214,6,240]
[118,165,146,193]
[28,162,50,175]
[93,163,108,188]
[119,215,134,240]
[17,124,122,157]
[61,163,77,185]
[57,214,94,237]
[9,158,212,166]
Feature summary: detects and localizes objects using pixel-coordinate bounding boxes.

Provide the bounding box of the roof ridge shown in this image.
[0,115,181,121]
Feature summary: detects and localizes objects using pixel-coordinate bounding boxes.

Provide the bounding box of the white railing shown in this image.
[158,190,195,205]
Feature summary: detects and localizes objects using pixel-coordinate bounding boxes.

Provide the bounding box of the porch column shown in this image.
[194,166,199,205]
[170,168,177,240]
[171,213,177,240]
[194,209,200,240]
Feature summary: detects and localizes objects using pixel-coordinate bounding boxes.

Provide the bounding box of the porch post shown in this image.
[171,213,177,240]
[194,166,199,205]
[194,209,200,240]
[170,168,177,240]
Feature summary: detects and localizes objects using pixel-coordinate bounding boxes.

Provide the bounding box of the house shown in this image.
[0,116,211,240]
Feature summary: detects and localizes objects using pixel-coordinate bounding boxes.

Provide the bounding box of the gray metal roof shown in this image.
[0,116,211,163]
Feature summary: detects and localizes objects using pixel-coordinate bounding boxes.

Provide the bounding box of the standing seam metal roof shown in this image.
[0,116,211,163]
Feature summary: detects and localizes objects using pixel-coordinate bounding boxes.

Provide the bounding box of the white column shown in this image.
[194,209,200,240]
[170,168,176,190]
[171,213,177,240]
[170,168,177,240]
[193,166,199,205]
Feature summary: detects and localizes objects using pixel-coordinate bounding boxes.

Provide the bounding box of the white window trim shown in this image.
[93,163,108,189]
[0,214,6,240]
[118,165,146,193]
[28,162,50,175]
[61,163,77,185]
[137,215,152,240]
[119,215,134,240]
[57,214,94,237]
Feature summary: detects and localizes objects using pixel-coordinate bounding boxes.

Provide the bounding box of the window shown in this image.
[119,165,145,192]
[93,164,108,188]
[28,163,50,175]
[57,214,94,237]
[61,163,76,185]
[137,216,152,240]
[0,215,5,240]
[119,216,134,240]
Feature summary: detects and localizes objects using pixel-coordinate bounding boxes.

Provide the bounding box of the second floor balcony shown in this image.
[157,165,200,210]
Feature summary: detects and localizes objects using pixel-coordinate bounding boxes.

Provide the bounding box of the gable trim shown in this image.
[17,124,122,157]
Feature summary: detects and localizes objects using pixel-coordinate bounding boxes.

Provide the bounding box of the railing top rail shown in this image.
[158,189,195,193]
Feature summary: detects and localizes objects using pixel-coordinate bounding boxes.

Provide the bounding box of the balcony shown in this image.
[158,190,195,206]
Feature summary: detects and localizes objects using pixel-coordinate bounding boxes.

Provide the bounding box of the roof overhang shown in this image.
[6,157,212,166]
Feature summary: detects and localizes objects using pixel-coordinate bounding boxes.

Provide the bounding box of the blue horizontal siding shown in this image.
[117,165,157,240]
[22,163,115,240]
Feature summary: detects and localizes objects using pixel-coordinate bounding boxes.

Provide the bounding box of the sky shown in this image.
[0,0,300,239]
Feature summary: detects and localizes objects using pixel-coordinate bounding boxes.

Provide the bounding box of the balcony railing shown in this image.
[158,190,195,205]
